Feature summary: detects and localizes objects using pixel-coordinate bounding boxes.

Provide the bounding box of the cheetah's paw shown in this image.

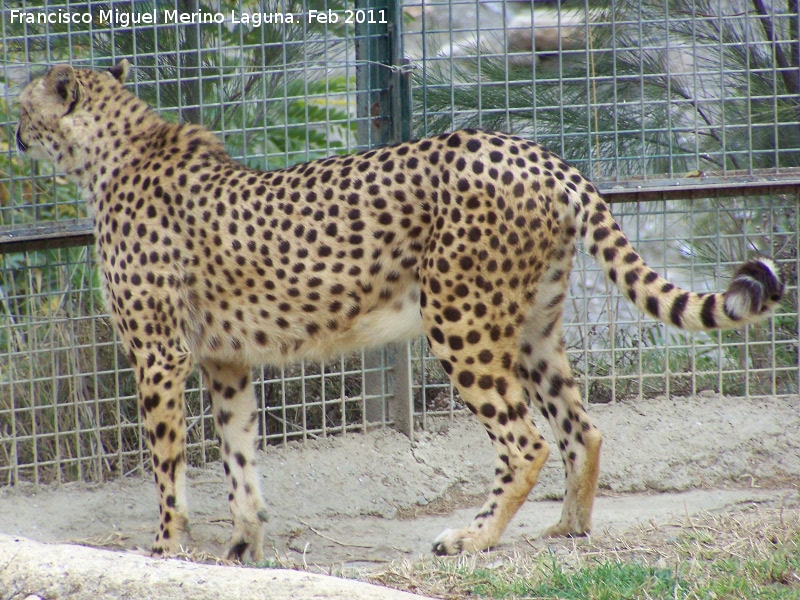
[432,528,493,556]
[541,520,590,539]
[225,511,268,563]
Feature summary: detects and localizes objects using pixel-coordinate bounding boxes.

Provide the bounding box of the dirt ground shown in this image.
[1,392,798,572]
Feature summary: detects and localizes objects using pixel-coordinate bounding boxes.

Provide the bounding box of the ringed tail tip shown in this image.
[722,258,784,322]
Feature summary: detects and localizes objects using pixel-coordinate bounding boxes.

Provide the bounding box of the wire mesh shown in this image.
[404,0,800,178]
[0,0,380,230]
[414,191,799,423]
[403,0,800,421]
[0,0,399,484]
[0,242,393,484]
[1,0,799,484]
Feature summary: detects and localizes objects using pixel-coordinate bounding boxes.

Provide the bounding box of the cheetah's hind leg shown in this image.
[430,374,550,555]
[519,339,602,538]
[201,361,268,562]
[422,309,551,554]
[516,259,603,539]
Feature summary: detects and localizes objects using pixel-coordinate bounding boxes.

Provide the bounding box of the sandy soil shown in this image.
[1,393,798,571]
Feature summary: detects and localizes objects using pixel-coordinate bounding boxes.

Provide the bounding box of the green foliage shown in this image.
[0,253,142,484]
[413,0,800,178]
[224,76,355,171]
[452,548,800,599]
[0,114,82,228]
[3,1,357,168]
[88,1,355,167]
[528,559,687,599]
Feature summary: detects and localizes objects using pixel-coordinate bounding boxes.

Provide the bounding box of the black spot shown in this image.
[217,410,232,426]
[228,541,249,560]
[143,393,161,412]
[478,375,494,389]
[549,375,564,396]
[448,335,464,351]
[443,307,462,322]
[670,292,690,327]
[466,330,481,344]
[645,296,660,318]
[644,270,659,284]
[480,403,497,418]
[603,247,617,262]
[593,227,610,242]
[495,377,508,397]
[700,294,717,328]
[458,371,475,387]
[624,269,640,285]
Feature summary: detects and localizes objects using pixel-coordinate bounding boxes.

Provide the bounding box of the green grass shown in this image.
[478,560,686,599]
[366,508,800,599]
[455,552,800,599]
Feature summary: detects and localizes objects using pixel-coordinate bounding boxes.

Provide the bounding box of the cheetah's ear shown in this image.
[43,64,78,103]
[107,59,130,84]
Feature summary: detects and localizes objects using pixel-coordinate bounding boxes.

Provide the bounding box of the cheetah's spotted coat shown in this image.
[16,61,784,560]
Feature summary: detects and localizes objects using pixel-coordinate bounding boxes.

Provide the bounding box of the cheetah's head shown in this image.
[16,60,130,172]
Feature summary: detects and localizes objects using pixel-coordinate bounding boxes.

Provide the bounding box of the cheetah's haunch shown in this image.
[16,61,784,560]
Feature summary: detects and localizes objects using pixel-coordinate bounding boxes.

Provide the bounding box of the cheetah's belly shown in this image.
[300,283,425,362]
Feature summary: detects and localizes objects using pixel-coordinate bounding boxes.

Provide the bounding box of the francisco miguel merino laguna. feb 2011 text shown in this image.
[9,8,388,27]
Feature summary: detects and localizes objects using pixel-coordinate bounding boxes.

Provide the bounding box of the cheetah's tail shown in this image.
[574,184,784,333]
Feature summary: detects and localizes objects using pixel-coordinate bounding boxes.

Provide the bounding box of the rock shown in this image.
[0,533,430,600]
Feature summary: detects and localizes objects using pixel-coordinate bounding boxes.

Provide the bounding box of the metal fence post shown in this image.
[356,0,414,437]
[389,341,414,441]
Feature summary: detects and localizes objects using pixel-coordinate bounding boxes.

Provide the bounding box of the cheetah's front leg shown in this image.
[200,361,268,563]
[133,343,194,555]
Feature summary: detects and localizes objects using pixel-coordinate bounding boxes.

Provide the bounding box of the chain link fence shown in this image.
[1,0,799,485]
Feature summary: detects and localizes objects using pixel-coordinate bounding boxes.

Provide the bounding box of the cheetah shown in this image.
[16,61,783,561]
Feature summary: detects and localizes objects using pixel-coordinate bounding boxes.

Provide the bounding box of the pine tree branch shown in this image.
[751,0,800,95]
